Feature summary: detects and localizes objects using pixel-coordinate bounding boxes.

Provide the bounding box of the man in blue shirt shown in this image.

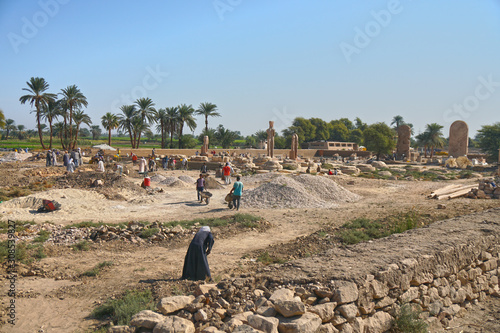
[229,176,243,211]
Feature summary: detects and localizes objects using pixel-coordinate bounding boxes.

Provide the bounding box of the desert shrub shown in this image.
[33,230,51,243]
[257,251,286,265]
[139,228,159,239]
[82,261,113,277]
[0,241,27,263]
[92,289,155,325]
[391,303,428,333]
[282,164,298,170]
[72,240,90,251]
[321,163,334,169]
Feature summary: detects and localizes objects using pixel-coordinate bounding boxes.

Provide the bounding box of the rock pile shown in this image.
[112,244,500,333]
[467,178,499,199]
[243,175,359,209]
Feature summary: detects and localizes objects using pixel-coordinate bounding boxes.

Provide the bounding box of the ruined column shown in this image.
[448,121,469,158]
[396,125,411,160]
[267,121,275,158]
[289,133,298,160]
[201,136,209,156]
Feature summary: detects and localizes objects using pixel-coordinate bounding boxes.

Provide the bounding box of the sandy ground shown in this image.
[0,158,499,332]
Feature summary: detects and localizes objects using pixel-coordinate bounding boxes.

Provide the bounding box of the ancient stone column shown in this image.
[267,121,275,158]
[289,133,298,160]
[448,121,469,158]
[396,125,411,160]
[201,136,209,156]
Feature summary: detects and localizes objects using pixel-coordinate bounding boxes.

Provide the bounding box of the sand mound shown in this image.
[243,175,360,209]
[169,180,191,188]
[178,175,195,184]
[205,177,224,189]
[0,151,32,163]
[0,196,44,209]
[150,174,167,182]
[158,177,179,185]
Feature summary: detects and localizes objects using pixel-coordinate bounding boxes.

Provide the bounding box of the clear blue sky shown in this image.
[1,0,499,137]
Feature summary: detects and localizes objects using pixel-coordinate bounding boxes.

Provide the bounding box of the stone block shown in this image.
[157,295,195,315]
[130,310,166,329]
[309,302,337,323]
[278,312,322,333]
[332,281,359,304]
[153,316,195,333]
[338,304,359,322]
[274,300,306,318]
[247,314,279,333]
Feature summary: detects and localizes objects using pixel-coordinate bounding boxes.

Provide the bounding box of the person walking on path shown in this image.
[222,163,231,185]
[229,176,243,211]
[46,150,52,167]
[63,151,69,167]
[196,174,205,202]
[181,226,214,281]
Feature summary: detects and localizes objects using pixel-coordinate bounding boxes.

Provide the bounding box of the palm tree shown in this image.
[52,122,65,147]
[101,112,119,146]
[177,104,197,148]
[60,85,88,149]
[19,77,57,149]
[4,119,15,139]
[196,102,220,135]
[416,132,430,157]
[134,97,156,145]
[165,106,179,148]
[215,125,238,149]
[424,123,445,158]
[91,125,102,140]
[118,105,138,148]
[132,115,149,148]
[40,100,60,149]
[73,110,92,146]
[0,109,5,129]
[391,115,405,130]
[156,108,167,148]
[16,124,26,140]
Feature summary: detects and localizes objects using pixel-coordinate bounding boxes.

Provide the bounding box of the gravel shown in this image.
[243,174,360,209]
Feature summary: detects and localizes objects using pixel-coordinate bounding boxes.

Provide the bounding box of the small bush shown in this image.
[321,163,334,169]
[282,164,298,170]
[257,251,285,265]
[72,240,90,251]
[139,228,159,239]
[33,230,51,243]
[92,289,155,325]
[0,241,27,263]
[392,303,428,333]
[82,261,113,277]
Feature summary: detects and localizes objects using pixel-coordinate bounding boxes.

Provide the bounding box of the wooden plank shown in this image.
[437,186,478,200]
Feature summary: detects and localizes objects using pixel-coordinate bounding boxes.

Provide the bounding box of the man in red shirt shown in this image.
[222,163,231,185]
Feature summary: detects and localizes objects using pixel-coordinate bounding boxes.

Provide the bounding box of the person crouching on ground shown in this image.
[196,174,205,202]
[229,176,243,210]
[181,226,214,281]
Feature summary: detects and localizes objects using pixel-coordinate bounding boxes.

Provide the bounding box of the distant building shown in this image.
[307,141,359,151]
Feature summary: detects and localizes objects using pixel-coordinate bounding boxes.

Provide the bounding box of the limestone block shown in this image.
[428,301,442,316]
[194,309,209,322]
[480,259,498,272]
[318,323,339,333]
[309,302,337,323]
[247,314,279,333]
[331,314,347,326]
[153,316,195,333]
[364,311,393,333]
[256,306,277,317]
[371,161,388,169]
[195,284,218,296]
[338,304,359,321]
[232,324,264,333]
[157,295,195,315]
[374,296,395,309]
[399,287,419,303]
[232,311,254,324]
[269,289,294,302]
[332,281,359,304]
[451,288,467,304]
[274,300,306,317]
[130,310,166,329]
[338,322,353,333]
[369,280,389,299]
[277,312,322,333]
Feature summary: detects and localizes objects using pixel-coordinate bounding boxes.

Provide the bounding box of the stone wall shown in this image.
[111,209,500,333]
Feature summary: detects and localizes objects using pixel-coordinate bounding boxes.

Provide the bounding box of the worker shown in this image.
[181,226,214,281]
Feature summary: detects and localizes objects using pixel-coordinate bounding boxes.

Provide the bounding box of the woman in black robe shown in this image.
[181,226,214,280]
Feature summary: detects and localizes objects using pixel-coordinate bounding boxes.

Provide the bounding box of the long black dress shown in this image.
[181,229,214,280]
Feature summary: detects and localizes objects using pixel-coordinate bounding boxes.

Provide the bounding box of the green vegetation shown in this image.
[91,289,155,325]
[476,122,500,161]
[257,251,286,265]
[0,220,36,234]
[339,211,422,245]
[391,304,428,333]
[139,228,159,239]
[363,122,396,160]
[27,243,47,260]
[282,164,298,170]
[33,230,51,243]
[82,261,113,277]
[72,240,91,251]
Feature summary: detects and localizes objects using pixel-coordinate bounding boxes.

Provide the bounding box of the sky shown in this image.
[1,0,499,138]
